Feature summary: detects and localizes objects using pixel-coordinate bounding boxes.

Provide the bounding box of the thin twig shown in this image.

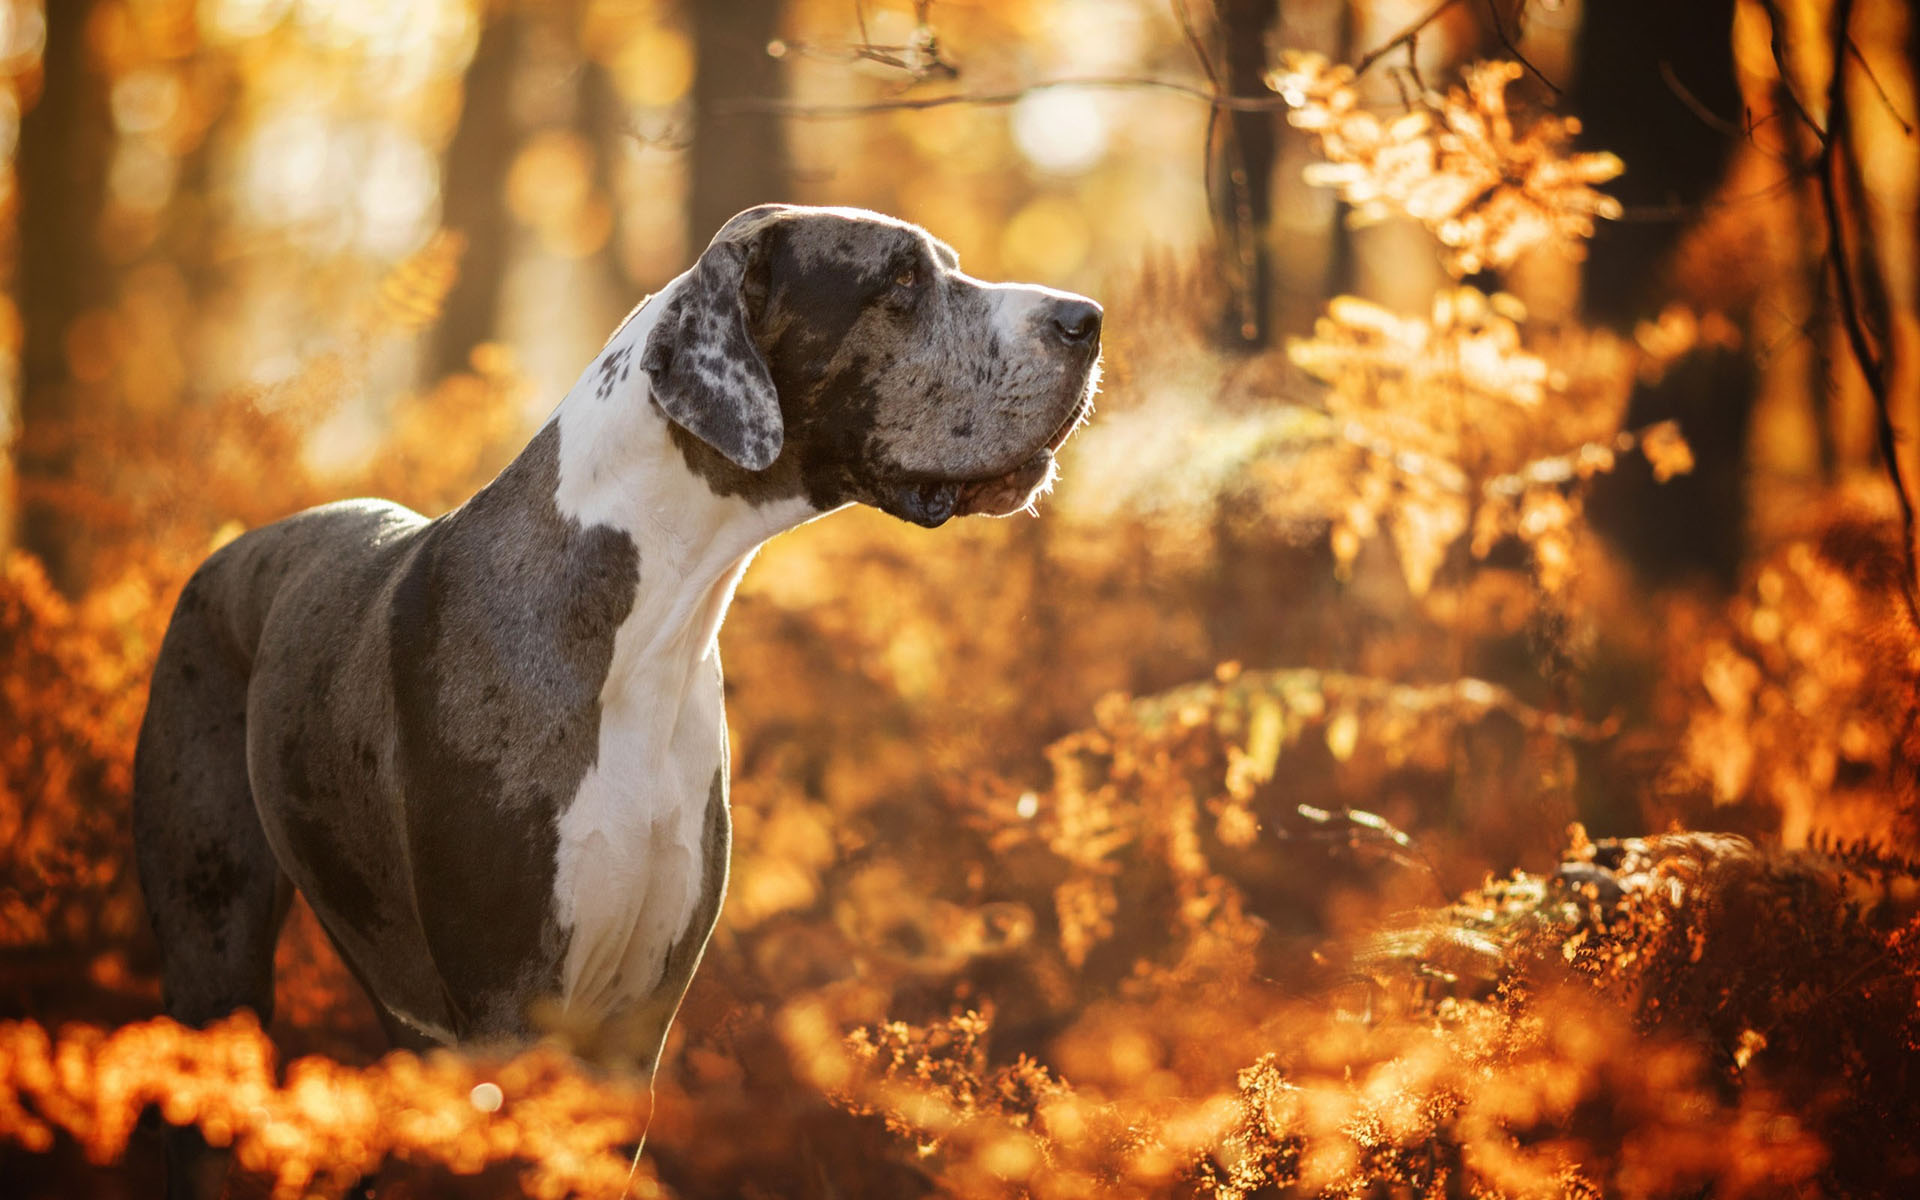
[1612,169,1807,223]
[1846,36,1915,136]
[782,0,959,81]
[1388,64,1422,109]
[1761,0,1823,140]
[1170,0,1223,199]
[1658,60,1801,167]
[1480,0,1559,95]
[1172,0,1229,328]
[1355,0,1462,77]
[620,117,693,151]
[1657,60,1749,140]
[717,74,1300,117]
[1178,0,1264,343]
[1173,0,1220,90]
[1812,0,1920,627]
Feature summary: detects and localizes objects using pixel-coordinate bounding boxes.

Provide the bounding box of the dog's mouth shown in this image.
[881,390,1095,529]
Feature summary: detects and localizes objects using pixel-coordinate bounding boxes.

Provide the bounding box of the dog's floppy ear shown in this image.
[640,207,787,472]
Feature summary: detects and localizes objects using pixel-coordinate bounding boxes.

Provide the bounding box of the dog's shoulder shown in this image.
[168,499,427,663]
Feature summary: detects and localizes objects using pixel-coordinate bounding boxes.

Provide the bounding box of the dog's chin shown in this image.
[955,450,1058,517]
[877,450,1056,528]
[878,380,1095,529]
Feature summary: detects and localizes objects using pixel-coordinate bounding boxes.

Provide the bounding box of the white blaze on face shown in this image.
[987,282,1052,355]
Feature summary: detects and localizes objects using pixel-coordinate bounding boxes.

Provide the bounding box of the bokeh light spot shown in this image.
[470,1081,504,1113]
[613,28,694,108]
[1011,89,1109,175]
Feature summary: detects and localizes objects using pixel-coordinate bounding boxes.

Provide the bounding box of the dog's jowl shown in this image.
[132,205,1100,1194]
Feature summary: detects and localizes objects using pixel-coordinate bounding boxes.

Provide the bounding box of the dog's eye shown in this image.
[893,265,917,290]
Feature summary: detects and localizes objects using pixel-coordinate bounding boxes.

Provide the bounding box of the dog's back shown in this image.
[132,499,431,1027]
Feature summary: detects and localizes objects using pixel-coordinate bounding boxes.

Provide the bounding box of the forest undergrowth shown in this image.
[4,56,1920,1199]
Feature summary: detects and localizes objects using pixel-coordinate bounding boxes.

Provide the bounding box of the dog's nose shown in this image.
[1049,299,1102,347]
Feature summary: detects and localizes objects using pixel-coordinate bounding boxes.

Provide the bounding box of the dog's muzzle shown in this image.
[877,293,1101,528]
[883,353,1099,528]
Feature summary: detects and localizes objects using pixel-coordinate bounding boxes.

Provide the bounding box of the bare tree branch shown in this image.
[1480,0,1560,95]
[716,74,1301,118]
[1183,0,1276,345]
[1173,0,1221,91]
[1760,0,1823,141]
[1657,59,1749,140]
[1612,170,1806,223]
[1656,59,1805,172]
[1807,0,1920,626]
[779,0,960,82]
[1847,36,1915,136]
[1354,0,1463,78]
[1173,0,1227,289]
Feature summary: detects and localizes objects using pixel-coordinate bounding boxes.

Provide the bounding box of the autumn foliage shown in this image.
[5,24,1920,1200]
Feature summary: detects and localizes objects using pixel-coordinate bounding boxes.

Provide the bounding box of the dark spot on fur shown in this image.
[565,526,641,642]
[277,731,388,933]
[387,423,637,1036]
[179,846,249,923]
[594,346,632,401]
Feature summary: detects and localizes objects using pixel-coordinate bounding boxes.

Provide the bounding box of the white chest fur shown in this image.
[544,280,820,1020]
[551,594,731,1013]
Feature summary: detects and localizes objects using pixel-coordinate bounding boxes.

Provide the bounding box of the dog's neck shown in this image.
[545,275,821,674]
[502,279,824,1018]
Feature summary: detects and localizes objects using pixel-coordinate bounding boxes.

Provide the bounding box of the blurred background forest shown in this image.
[2,0,1920,1196]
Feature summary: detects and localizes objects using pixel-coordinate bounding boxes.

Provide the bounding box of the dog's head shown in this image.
[641,204,1101,527]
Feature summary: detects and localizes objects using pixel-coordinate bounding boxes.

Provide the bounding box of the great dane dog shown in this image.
[132,204,1099,1193]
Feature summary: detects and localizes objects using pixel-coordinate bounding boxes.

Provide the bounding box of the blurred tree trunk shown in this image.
[14,0,112,586]
[431,9,522,381]
[1572,0,1750,588]
[1273,0,1350,337]
[0,98,21,552]
[1572,0,1741,325]
[1,352,10,555]
[687,0,789,248]
[1211,0,1279,348]
[579,51,639,301]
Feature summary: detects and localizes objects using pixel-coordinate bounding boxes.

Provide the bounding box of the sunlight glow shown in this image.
[1011,90,1109,176]
[237,115,439,254]
[355,128,439,257]
[203,0,294,41]
[239,111,333,226]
